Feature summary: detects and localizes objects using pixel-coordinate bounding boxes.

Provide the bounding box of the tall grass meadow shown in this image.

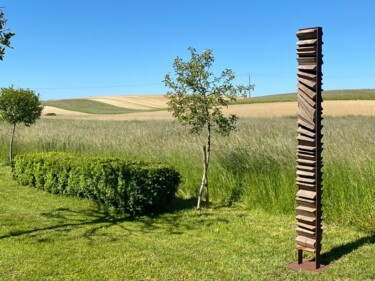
[0,116,374,231]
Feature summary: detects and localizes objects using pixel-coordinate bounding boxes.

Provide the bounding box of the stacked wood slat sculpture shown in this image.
[293,27,325,271]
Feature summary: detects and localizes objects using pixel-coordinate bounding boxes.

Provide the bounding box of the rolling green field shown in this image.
[42,99,159,114]
[234,88,375,104]
[41,89,375,114]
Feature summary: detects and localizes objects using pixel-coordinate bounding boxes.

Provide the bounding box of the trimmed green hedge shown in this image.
[12,152,181,215]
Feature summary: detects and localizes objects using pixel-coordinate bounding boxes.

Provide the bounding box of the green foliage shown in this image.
[0,8,15,60]
[45,112,57,116]
[12,152,181,215]
[0,86,43,162]
[164,47,254,207]
[164,47,253,135]
[0,86,43,126]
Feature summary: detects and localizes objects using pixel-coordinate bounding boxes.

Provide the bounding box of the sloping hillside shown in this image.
[41,89,375,120]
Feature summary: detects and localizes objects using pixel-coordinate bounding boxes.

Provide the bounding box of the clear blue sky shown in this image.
[1,0,375,100]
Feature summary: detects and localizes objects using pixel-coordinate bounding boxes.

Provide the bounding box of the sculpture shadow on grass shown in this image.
[321,233,375,265]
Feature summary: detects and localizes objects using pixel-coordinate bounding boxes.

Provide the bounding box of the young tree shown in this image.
[0,8,15,60]
[0,86,43,162]
[164,47,254,209]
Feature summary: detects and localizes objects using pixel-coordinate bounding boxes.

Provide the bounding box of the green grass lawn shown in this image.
[0,166,374,280]
[233,88,375,104]
[42,99,162,115]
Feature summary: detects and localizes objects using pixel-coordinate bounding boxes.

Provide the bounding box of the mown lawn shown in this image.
[0,166,374,280]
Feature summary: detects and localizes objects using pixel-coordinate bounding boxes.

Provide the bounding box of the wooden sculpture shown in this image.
[289,27,327,272]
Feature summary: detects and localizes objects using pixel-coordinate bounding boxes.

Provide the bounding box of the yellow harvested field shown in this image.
[42,100,375,120]
[43,106,91,116]
[87,95,168,109]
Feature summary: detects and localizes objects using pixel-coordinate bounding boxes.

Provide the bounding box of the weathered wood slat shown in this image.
[297,182,315,191]
[296,28,318,40]
[296,198,316,208]
[297,170,315,177]
[296,164,315,172]
[297,57,316,65]
[297,150,315,157]
[298,144,316,151]
[297,221,316,231]
[297,70,317,80]
[296,197,316,205]
[298,83,317,99]
[298,107,315,126]
[297,157,316,165]
[297,156,316,163]
[297,189,316,199]
[297,176,316,184]
[298,97,316,120]
[298,64,316,71]
[297,149,316,160]
[296,235,316,249]
[297,46,316,52]
[297,50,317,57]
[297,154,315,162]
[297,227,315,238]
[296,202,315,211]
[296,205,316,213]
[297,134,315,144]
[297,178,316,185]
[298,90,316,108]
[296,214,316,223]
[298,76,317,89]
[297,209,317,219]
[297,127,316,138]
[297,119,315,131]
[298,96,315,113]
[296,245,316,253]
[297,39,318,46]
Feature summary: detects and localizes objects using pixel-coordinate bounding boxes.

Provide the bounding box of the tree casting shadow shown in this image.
[0,197,222,242]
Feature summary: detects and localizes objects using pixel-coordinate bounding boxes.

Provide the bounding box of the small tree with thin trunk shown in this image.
[0,8,15,60]
[164,47,253,209]
[0,86,43,163]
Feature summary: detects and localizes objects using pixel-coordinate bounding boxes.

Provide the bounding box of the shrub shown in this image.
[12,152,181,215]
[45,112,57,116]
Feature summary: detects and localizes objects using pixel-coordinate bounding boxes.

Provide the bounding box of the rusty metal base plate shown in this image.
[287,259,330,273]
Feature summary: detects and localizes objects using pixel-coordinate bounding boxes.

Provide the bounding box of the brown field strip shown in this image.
[42,100,375,120]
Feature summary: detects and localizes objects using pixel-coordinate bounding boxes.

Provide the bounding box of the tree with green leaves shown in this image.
[0,86,43,162]
[164,47,254,209]
[0,8,15,60]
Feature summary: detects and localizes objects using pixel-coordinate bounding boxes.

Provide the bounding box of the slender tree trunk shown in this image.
[197,146,207,209]
[197,120,211,209]
[9,123,16,163]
